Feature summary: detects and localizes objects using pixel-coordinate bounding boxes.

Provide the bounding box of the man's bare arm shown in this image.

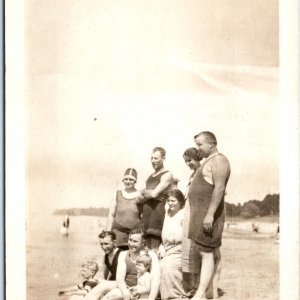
[116,251,131,300]
[203,156,230,233]
[142,172,173,199]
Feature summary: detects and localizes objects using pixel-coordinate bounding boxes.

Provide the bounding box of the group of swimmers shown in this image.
[59,131,231,300]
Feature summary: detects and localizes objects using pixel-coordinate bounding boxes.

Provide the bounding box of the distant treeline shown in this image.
[225,194,279,218]
[54,193,279,219]
[53,207,109,217]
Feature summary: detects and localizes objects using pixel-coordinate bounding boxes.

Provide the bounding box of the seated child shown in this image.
[129,254,152,300]
[58,261,99,297]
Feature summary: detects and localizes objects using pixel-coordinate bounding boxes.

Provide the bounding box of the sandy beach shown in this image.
[26,215,279,300]
[219,230,279,300]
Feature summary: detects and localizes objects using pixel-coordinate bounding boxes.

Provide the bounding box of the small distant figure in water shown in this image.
[275,224,280,243]
[58,261,99,297]
[63,214,70,228]
[252,222,259,233]
[60,215,70,237]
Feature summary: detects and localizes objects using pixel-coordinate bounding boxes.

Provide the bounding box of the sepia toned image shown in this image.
[6,0,299,299]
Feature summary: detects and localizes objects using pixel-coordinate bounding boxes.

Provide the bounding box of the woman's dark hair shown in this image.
[183,147,203,161]
[168,189,185,208]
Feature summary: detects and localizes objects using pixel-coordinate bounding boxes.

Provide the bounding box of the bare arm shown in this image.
[64,289,88,296]
[116,251,131,300]
[203,156,231,233]
[58,284,88,296]
[148,251,161,300]
[131,273,151,295]
[142,172,173,199]
[106,194,117,230]
[58,285,79,295]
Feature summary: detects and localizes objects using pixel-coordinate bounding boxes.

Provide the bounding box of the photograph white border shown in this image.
[5,0,299,298]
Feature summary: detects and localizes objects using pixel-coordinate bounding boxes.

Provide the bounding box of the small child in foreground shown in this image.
[129,254,151,300]
[58,261,99,297]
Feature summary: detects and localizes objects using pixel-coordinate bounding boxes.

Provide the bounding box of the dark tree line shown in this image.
[225,194,279,218]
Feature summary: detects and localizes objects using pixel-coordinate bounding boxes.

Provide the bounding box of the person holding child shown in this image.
[58,261,99,298]
[106,168,142,250]
[159,189,188,300]
[100,225,160,300]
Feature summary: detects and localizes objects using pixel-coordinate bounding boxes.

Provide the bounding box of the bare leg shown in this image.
[183,272,200,296]
[193,272,200,291]
[191,251,214,300]
[206,248,222,299]
[84,280,116,300]
[102,288,123,300]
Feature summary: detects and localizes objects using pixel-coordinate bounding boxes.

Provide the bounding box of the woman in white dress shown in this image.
[159,189,188,300]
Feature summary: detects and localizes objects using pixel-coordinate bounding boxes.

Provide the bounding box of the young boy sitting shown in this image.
[129,254,152,300]
[58,261,99,297]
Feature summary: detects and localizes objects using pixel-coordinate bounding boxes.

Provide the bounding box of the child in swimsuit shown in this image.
[58,261,99,297]
[129,254,152,300]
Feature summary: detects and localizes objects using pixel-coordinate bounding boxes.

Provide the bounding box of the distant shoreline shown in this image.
[53,207,109,217]
[53,209,279,223]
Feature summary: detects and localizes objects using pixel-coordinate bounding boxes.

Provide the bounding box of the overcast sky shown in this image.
[25,0,279,215]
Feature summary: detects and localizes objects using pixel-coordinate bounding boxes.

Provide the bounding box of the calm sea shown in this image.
[26,214,106,300]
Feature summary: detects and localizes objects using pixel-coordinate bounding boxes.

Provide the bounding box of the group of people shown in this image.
[59,131,231,300]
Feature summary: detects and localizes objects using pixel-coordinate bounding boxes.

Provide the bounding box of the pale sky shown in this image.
[25,0,279,215]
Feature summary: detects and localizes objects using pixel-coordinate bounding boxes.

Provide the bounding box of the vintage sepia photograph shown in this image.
[5,0,299,299]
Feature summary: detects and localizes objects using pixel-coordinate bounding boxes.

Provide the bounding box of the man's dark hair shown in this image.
[152,147,166,158]
[98,230,116,241]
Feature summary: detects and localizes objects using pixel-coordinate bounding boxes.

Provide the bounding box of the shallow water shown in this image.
[26,214,106,300]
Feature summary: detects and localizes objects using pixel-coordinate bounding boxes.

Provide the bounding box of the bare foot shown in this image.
[205,288,224,299]
[205,289,219,299]
[187,288,197,298]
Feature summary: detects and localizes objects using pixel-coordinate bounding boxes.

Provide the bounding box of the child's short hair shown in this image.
[82,261,99,274]
[136,254,151,270]
[98,230,116,241]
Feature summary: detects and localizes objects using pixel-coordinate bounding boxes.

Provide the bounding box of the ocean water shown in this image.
[26,214,106,300]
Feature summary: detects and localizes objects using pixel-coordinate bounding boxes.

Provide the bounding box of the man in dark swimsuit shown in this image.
[137,147,173,251]
[189,131,230,300]
[85,231,123,300]
[99,231,123,280]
